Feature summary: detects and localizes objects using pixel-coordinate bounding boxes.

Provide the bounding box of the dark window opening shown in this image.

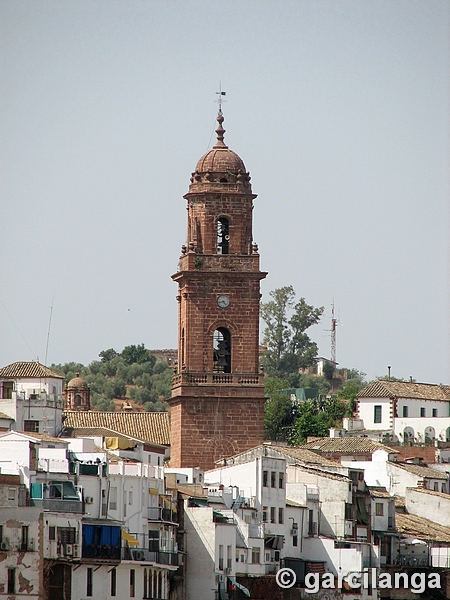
[87,568,93,597]
[130,569,135,598]
[217,217,230,254]
[24,420,39,433]
[111,568,116,597]
[213,328,231,373]
[75,394,82,406]
[374,405,382,423]
[7,568,15,594]
[220,177,228,183]
[420,407,426,417]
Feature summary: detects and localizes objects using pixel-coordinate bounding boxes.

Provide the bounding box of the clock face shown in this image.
[217,295,230,309]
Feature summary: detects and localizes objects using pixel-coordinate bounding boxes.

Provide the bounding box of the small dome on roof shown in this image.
[67,372,87,388]
[195,112,246,174]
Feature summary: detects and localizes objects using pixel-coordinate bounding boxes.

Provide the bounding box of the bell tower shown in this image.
[169,110,267,470]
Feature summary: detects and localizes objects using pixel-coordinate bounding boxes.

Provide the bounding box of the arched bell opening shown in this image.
[213,328,231,373]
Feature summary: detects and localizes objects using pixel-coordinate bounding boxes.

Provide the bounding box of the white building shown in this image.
[356,380,450,443]
[0,361,65,437]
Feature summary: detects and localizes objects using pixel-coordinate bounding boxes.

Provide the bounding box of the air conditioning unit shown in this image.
[65,544,73,556]
[85,497,94,504]
[0,539,9,551]
[290,529,298,536]
[216,574,225,584]
[133,550,145,561]
[73,544,80,558]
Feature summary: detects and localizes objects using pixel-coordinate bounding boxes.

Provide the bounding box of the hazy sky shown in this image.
[1,1,449,384]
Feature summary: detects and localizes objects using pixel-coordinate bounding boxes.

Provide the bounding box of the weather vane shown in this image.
[215,83,226,113]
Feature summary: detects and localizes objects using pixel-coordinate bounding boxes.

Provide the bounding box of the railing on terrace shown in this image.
[125,548,180,566]
[108,463,164,479]
[29,498,83,513]
[172,372,264,387]
[148,507,176,523]
[394,555,430,567]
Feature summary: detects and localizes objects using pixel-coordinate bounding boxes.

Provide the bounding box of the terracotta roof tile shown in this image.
[0,361,64,379]
[268,445,341,468]
[357,381,450,401]
[300,437,398,454]
[62,410,170,446]
[392,462,448,480]
[395,512,450,543]
[0,412,14,420]
[407,487,450,499]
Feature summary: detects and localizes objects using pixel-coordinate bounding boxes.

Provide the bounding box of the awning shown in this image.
[228,576,250,597]
[122,530,139,546]
[149,488,159,495]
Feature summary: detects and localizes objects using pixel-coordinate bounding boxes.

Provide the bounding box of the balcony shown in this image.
[126,548,180,567]
[394,555,430,567]
[306,488,319,502]
[148,507,177,523]
[172,371,264,387]
[29,498,83,513]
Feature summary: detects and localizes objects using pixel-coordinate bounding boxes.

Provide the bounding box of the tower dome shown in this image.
[64,372,90,411]
[188,112,252,193]
[67,372,88,389]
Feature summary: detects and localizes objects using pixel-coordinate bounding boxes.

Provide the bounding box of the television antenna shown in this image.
[324,300,342,363]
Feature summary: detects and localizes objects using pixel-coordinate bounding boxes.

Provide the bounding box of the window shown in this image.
[129,491,133,505]
[251,547,260,564]
[7,568,15,594]
[87,568,93,597]
[109,487,117,511]
[442,484,446,493]
[293,535,298,547]
[374,405,382,424]
[111,568,116,597]
[420,407,426,417]
[402,406,408,417]
[270,507,276,523]
[130,569,135,598]
[434,482,439,491]
[24,420,39,432]
[218,544,224,571]
[217,217,230,254]
[57,527,76,544]
[8,488,15,501]
[262,506,267,522]
[278,508,284,524]
[227,545,232,570]
[433,409,438,418]
[271,472,276,488]
[143,569,147,599]
[213,328,231,373]
[279,472,284,489]
[375,503,384,516]
[0,525,3,542]
[263,471,268,487]
[21,525,29,551]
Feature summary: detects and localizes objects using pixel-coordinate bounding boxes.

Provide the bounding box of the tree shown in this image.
[322,360,335,381]
[99,348,119,363]
[121,344,153,365]
[261,286,324,376]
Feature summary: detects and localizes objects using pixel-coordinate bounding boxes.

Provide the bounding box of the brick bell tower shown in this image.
[169,109,267,471]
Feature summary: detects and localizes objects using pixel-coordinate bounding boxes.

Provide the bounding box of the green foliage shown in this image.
[52,345,171,413]
[288,396,348,445]
[264,393,295,441]
[322,360,335,381]
[99,348,119,363]
[261,286,323,376]
[121,344,154,365]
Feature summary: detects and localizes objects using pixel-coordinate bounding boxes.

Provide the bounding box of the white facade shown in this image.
[405,487,450,527]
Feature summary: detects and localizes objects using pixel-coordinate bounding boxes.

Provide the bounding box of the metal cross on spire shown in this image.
[215,83,226,114]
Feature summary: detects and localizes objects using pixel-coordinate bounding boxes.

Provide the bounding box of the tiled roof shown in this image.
[268,445,341,469]
[286,498,305,508]
[395,512,450,543]
[368,487,392,498]
[0,412,13,420]
[392,462,448,480]
[300,437,398,454]
[0,431,69,444]
[63,410,170,446]
[357,381,450,401]
[290,465,350,481]
[63,426,151,445]
[0,361,64,379]
[407,487,450,499]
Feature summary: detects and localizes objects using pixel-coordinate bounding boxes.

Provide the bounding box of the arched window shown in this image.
[75,394,82,407]
[217,218,229,254]
[213,328,231,373]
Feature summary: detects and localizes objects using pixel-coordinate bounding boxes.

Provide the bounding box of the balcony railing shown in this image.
[148,507,176,523]
[172,372,264,387]
[29,498,83,514]
[126,548,180,566]
[394,555,430,567]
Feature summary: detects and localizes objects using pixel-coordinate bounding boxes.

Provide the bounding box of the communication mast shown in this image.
[330,301,337,364]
